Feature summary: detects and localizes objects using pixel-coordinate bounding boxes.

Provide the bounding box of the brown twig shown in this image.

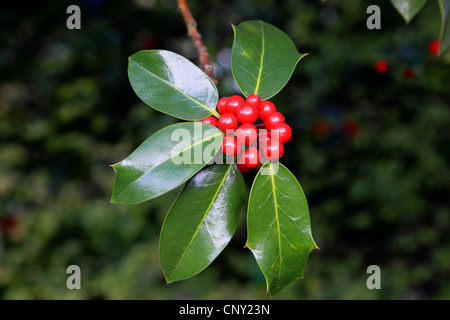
[177,0,217,85]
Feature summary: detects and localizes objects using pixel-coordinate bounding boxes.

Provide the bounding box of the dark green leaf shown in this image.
[390,0,427,23]
[159,164,246,283]
[231,20,307,100]
[246,162,317,296]
[128,50,220,120]
[110,122,223,204]
[439,0,450,55]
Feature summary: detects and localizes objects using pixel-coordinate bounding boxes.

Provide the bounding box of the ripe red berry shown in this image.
[200,115,218,127]
[271,123,292,144]
[245,94,261,110]
[222,135,241,156]
[429,39,440,56]
[258,130,271,145]
[238,147,261,168]
[236,123,258,146]
[374,59,389,74]
[259,100,276,120]
[263,140,284,161]
[237,163,254,173]
[264,111,285,129]
[218,113,239,133]
[217,97,229,114]
[236,105,259,124]
[225,95,245,114]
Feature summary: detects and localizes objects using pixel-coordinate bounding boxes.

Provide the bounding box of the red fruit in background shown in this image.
[217,97,229,114]
[263,140,284,161]
[200,115,218,127]
[271,123,292,144]
[429,39,440,56]
[402,67,414,79]
[238,147,261,168]
[374,59,389,74]
[259,100,277,120]
[0,216,17,234]
[342,118,360,139]
[236,105,259,124]
[245,94,261,110]
[225,95,245,114]
[264,111,285,129]
[222,135,241,156]
[312,121,332,138]
[236,123,258,146]
[218,113,239,133]
[139,34,157,50]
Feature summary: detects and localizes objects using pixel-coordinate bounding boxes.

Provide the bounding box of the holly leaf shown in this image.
[439,0,450,55]
[128,50,220,121]
[390,0,428,23]
[160,164,246,283]
[246,162,317,297]
[110,122,223,204]
[231,20,307,100]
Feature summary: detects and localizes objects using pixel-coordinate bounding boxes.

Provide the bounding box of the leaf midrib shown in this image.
[254,22,265,95]
[168,164,233,279]
[132,59,216,115]
[114,131,223,200]
[269,164,283,281]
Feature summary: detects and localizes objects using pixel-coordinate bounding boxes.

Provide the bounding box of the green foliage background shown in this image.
[0,0,449,299]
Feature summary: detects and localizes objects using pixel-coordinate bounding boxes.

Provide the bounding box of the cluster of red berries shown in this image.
[200,94,292,173]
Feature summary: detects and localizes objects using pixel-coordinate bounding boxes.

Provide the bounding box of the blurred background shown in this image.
[1,0,449,299]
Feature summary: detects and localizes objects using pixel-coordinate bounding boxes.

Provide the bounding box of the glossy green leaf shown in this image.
[390,0,427,23]
[231,20,307,100]
[110,122,223,204]
[246,162,317,296]
[159,164,246,283]
[128,50,220,120]
[438,0,450,55]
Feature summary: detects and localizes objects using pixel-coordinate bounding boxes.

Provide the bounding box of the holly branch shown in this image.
[177,0,217,84]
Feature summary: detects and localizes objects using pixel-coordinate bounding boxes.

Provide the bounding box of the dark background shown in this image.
[0,0,449,299]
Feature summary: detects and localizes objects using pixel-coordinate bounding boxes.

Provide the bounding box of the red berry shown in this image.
[222,135,241,156]
[259,101,276,120]
[245,94,261,110]
[402,67,414,79]
[0,215,17,234]
[238,147,261,168]
[200,115,218,127]
[226,95,245,114]
[374,59,389,74]
[217,97,229,114]
[258,130,271,145]
[263,140,284,161]
[264,111,285,129]
[429,39,440,56]
[237,163,254,173]
[271,123,292,144]
[312,121,332,138]
[236,105,259,124]
[218,113,239,133]
[342,118,360,139]
[236,123,258,146]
